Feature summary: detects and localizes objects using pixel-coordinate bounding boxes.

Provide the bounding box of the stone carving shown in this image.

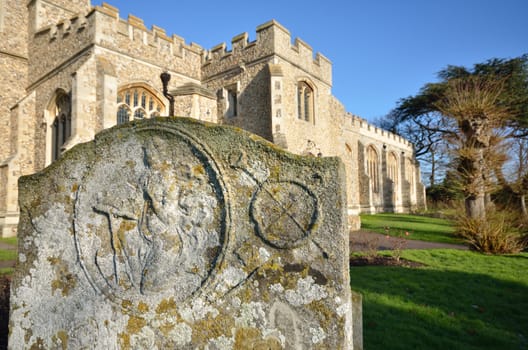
[9,118,355,349]
[251,181,318,249]
[74,132,226,304]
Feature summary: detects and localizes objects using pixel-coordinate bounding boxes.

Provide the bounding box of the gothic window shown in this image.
[51,92,71,162]
[367,146,380,193]
[388,152,399,203]
[297,81,314,122]
[388,152,399,185]
[225,86,238,118]
[406,158,416,198]
[117,86,164,125]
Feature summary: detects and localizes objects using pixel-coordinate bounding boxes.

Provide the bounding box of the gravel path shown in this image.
[350,230,468,252]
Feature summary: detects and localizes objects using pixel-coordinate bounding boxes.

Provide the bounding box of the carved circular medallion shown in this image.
[74,126,227,304]
[251,181,318,249]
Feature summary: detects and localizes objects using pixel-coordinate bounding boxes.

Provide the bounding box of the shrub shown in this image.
[455,210,526,254]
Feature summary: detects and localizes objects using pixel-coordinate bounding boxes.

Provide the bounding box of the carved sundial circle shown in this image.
[251,181,318,249]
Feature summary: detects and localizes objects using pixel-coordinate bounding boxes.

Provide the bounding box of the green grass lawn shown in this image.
[0,237,17,275]
[360,213,462,244]
[0,237,17,246]
[352,249,528,350]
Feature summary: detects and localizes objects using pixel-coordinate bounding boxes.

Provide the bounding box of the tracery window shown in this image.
[367,146,380,193]
[388,152,399,186]
[297,81,314,122]
[51,92,71,162]
[388,152,399,203]
[406,158,416,198]
[116,86,164,125]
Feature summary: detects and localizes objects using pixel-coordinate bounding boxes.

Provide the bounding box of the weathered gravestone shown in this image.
[10,117,355,349]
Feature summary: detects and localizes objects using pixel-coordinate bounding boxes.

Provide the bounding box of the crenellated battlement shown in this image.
[203,20,332,85]
[35,13,89,40]
[90,3,204,73]
[95,3,203,57]
[344,113,413,149]
[29,2,204,83]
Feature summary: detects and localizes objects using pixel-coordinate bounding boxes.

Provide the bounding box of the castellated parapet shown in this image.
[202,20,332,85]
[343,113,413,150]
[29,2,204,87]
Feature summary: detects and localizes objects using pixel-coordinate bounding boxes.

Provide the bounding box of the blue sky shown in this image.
[92,0,527,122]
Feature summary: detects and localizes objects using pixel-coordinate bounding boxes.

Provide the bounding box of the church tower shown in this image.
[0,0,93,236]
[0,0,28,161]
[0,0,29,237]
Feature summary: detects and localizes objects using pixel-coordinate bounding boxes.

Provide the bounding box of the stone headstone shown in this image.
[9,118,354,349]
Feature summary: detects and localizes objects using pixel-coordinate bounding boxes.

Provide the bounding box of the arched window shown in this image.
[297,81,314,122]
[388,152,399,185]
[406,158,416,198]
[367,146,380,193]
[116,86,164,124]
[51,92,71,162]
[388,152,399,204]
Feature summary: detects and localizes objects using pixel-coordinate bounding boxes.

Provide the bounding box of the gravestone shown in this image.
[9,118,356,349]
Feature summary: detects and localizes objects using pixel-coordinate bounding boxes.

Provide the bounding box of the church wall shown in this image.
[30,54,94,168]
[340,114,362,217]
[204,60,274,141]
[0,0,28,236]
[172,94,217,123]
[0,92,36,237]
[202,28,276,141]
[270,58,338,157]
[351,117,417,213]
[0,0,28,55]
[0,57,27,161]
[0,0,28,161]
[28,7,94,86]
[28,0,91,32]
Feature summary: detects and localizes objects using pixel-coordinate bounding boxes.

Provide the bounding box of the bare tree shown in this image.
[434,76,510,219]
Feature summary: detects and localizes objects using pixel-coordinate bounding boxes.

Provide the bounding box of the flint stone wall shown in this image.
[9,117,353,349]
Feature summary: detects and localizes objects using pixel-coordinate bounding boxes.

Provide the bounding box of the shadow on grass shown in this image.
[351,266,528,350]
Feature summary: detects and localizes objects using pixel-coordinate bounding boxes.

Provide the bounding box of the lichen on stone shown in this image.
[284,276,328,306]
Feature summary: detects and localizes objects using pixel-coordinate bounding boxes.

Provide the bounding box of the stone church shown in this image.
[0,0,425,237]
